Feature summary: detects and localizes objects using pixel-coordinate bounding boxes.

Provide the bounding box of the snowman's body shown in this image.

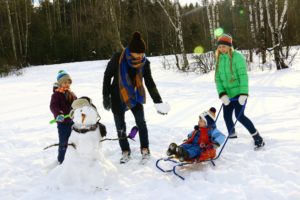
[46,101,116,191]
[67,105,102,161]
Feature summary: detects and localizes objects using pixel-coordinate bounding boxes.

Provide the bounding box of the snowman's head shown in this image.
[72,106,99,127]
[71,97,100,127]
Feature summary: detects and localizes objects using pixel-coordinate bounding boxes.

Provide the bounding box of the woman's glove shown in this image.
[103,95,111,111]
[220,95,230,106]
[154,102,170,115]
[238,95,248,105]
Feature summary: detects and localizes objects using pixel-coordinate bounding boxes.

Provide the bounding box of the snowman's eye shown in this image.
[80,109,83,112]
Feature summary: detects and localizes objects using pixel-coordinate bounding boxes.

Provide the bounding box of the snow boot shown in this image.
[177,146,189,162]
[140,148,150,165]
[228,130,238,139]
[166,143,178,156]
[120,151,131,164]
[252,131,265,150]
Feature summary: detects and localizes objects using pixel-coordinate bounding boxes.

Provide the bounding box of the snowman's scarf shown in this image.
[72,121,107,137]
[72,124,98,134]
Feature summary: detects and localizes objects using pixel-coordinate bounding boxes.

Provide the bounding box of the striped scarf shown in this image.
[118,48,146,110]
[55,86,76,103]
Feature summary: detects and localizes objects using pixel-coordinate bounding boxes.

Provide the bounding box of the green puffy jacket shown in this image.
[215,50,248,98]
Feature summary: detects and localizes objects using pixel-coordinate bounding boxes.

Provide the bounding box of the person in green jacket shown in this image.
[214,34,265,150]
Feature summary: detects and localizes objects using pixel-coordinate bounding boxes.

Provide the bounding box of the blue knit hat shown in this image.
[199,107,216,128]
[56,70,72,86]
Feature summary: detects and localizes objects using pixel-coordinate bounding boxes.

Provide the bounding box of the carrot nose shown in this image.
[81,113,86,124]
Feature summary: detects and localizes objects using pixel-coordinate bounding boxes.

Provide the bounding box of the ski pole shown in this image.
[49,114,71,124]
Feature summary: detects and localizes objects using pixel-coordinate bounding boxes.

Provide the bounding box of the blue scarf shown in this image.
[118,48,146,110]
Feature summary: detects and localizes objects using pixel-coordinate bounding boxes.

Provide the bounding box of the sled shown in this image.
[156,101,247,180]
[155,142,223,180]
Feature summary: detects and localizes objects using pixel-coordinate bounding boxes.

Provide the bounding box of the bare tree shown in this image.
[5,0,18,65]
[24,0,31,63]
[215,2,220,28]
[204,0,214,49]
[45,0,53,47]
[253,0,259,33]
[157,0,189,70]
[265,0,289,70]
[248,0,256,62]
[62,0,67,29]
[248,0,256,44]
[54,0,62,30]
[106,0,123,51]
[13,0,23,62]
[203,0,220,50]
[258,0,266,64]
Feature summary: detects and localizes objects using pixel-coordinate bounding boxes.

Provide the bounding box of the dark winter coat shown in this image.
[102,52,162,114]
[50,91,77,123]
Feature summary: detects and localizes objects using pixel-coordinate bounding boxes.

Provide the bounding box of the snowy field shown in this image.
[0,52,300,200]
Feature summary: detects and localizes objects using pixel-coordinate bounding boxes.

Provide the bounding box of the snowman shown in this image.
[46,97,116,191]
[68,97,104,160]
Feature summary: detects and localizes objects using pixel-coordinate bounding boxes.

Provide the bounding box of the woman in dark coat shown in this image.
[102,32,170,164]
[102,32,170,163]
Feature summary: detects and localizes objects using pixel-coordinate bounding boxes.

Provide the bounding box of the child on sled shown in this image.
[166,107,225,162]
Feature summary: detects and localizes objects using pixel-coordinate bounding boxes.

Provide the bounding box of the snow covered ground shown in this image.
[0,52,300,200]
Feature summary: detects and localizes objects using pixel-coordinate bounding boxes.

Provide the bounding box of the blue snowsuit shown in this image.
[180,126,225,159]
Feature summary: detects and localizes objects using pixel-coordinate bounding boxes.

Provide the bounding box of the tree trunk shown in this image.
[215,3,220,28]
[253,0,259,33]
[204,0,214,50]
[211,3,216,32]
[248,0,256,44]
[6,0,18,65]
[56,0,62,29]
[45,1,53,47]
[275,0,279,30]
[158,0,189,70]
[24,0,30,65]
[0,36,4,56]
[13,0,23,65]
[137,0,148,52]
[107,0,123,51]
[265,0,289,70]
[265,0,275,46]
[52,0,56,30]
[259,0,266,63]
[174,0,189,70]
[249,49,253,63]
[63,0,67,29]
